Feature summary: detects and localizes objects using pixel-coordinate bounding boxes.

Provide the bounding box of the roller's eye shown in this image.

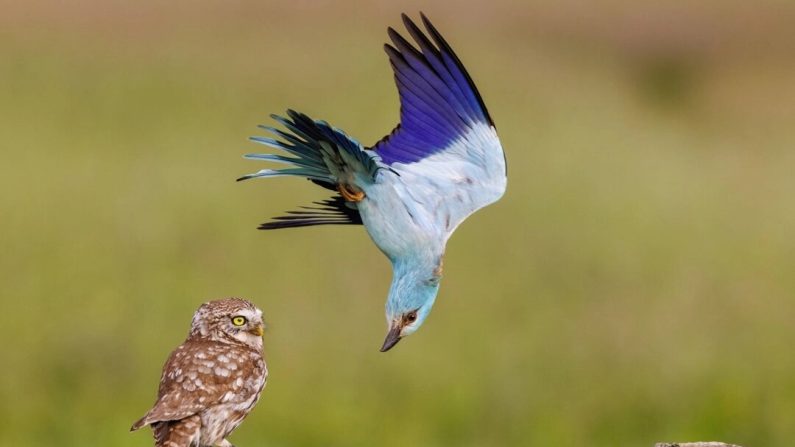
[231,316,247,326]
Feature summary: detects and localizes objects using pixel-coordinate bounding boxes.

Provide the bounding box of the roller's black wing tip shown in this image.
[256,196,363,230]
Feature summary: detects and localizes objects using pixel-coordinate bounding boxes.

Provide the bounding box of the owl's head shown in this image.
[189,298,265,349]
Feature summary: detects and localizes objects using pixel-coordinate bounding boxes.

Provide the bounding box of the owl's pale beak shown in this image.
[250,325,264,337]
[380,324,402,352]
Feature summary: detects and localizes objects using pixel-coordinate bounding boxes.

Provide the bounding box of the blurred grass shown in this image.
[1,1,794,446]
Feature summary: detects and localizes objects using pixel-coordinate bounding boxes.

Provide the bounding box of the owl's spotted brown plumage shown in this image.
[131,298,268,447]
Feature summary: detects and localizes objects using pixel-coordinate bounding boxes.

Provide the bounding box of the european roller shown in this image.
[239,13,507,351]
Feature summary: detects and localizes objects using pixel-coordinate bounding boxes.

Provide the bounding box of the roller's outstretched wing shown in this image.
[371,13,507,234]
[240,110,385,229]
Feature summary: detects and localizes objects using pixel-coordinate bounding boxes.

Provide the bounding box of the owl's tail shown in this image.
[130,416,147,431]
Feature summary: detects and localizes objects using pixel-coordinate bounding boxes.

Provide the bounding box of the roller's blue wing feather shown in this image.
[371,13,498,166]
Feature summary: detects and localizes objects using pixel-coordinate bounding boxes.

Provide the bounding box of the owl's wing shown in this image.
[131,341,266,431]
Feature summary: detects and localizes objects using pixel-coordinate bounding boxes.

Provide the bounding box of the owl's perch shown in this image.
[655,443,744,447]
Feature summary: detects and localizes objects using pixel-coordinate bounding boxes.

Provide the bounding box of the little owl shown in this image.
[131,298,268,447]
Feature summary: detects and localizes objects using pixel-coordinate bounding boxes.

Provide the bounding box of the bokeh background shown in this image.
[2,1,794,446]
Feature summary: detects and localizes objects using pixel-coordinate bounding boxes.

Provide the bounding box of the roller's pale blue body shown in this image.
[239,14,506,351]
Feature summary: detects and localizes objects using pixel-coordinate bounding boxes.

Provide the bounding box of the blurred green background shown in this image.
[2,1,794,446]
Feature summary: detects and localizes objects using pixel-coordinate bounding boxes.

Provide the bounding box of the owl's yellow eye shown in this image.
[231,316,247,326]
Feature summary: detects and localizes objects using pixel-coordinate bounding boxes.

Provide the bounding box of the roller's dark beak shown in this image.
[380,325,402,352]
